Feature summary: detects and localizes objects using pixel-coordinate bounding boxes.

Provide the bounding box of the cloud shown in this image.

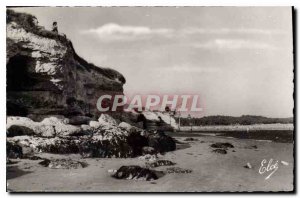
[81,23,285,43]
[192,39,277,50]
[81,23,173,41]
[181,28,284,35]
[160,64,220,73]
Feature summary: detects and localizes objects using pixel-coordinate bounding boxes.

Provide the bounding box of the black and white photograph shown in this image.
[5,5,295,192]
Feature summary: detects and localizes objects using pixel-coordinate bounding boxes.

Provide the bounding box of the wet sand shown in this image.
[7,135,294,192]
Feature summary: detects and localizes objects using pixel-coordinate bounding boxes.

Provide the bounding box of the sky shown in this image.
[11,7,294,118]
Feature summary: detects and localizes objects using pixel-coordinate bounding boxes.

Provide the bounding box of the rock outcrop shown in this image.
[7,114,176,158]
[6,10,176,160]
[6,9,125,118]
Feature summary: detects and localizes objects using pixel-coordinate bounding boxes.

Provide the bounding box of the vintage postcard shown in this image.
[6,7,294,192]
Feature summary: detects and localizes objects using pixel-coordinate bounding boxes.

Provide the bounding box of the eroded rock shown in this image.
[147,160,176,168]
[98,114,118,127]
[210,142,234,149]
[7,116,56,137]
[112,166,162,181]
[166,167,192,174]
[39,158,88,169]
[212,149,227,154]
[7,115,176,158]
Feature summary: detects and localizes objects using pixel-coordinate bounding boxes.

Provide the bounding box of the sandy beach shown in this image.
[7,133,294,192]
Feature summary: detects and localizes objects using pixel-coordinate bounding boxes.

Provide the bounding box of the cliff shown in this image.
[6,9,125,118]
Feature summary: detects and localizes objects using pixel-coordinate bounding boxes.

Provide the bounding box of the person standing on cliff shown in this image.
[52,21,58,33]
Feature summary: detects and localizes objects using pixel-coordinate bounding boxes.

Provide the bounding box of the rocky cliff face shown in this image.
[6,10,176,160]
[6,10,125,118]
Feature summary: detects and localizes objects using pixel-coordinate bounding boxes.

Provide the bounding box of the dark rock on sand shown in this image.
[112,165,161,181]
[184,137,198,141]
[147,160,176,168]
[212,149,227,154]
[39,158,88,169]
[166,167,192,174]
[210,142,234,149]
[29,156,44,160]
[244,145,258,149]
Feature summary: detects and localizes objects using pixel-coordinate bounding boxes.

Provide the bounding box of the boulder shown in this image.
[41,116,83,137]
[118,122,133,131]
[119,121,142,133]
[98,114,118,126]
[7,116,56,137]
[54,124,82,137]
[89,121,102,128]
[41,117,69,125]
[7,116,35,129]
[68,116,92,125]
[7,125,35,137]
[28,114,67,122]
[33,124,56,137]
[80,124,93,135]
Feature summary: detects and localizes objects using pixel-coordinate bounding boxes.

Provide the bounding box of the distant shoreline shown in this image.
[178,123,294,131]
[169,125,294,143]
